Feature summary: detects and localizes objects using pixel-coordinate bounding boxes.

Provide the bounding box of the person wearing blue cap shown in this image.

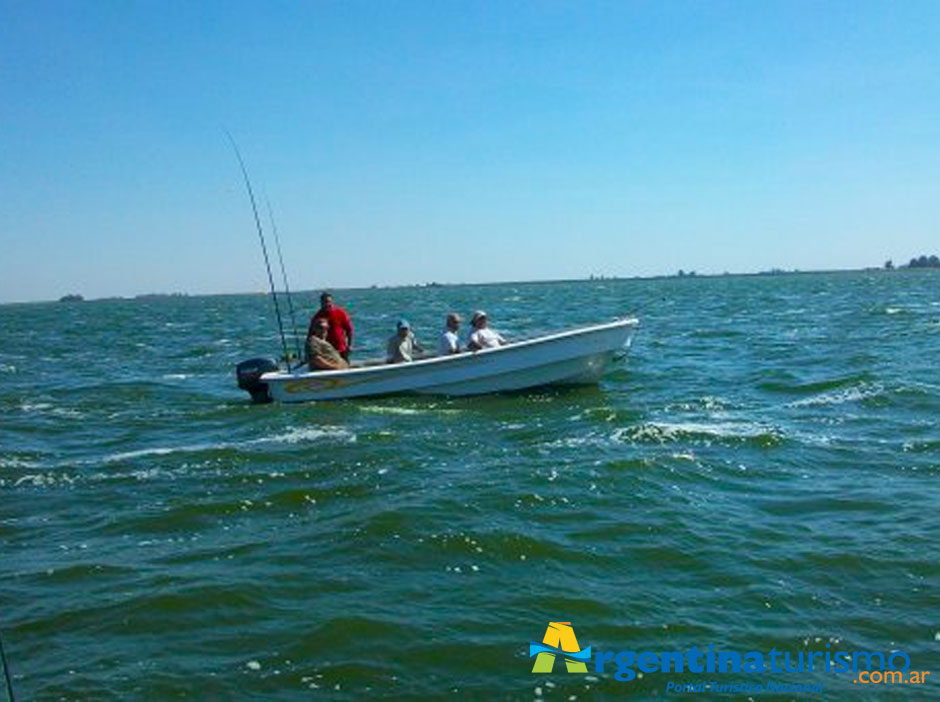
[386,318,425,363]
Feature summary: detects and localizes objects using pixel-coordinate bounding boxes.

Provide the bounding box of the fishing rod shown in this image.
[0,620,16,702]
[224,132,291,367]
[264,196,303,364]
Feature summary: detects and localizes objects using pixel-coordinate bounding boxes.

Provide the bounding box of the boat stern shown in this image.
[236,357,279,403]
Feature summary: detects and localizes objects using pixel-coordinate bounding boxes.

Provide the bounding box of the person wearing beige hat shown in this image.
[466,310,507,351]
[306,318,349,371]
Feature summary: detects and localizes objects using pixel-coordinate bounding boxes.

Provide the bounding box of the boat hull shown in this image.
[258,318,637,402]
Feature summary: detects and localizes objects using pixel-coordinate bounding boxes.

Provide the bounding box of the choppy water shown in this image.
[2,271,939,700]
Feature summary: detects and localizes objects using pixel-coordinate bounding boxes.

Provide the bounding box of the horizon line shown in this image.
[4,264,939,307]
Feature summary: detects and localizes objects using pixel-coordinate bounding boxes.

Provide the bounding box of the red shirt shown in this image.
[310,306,353,354]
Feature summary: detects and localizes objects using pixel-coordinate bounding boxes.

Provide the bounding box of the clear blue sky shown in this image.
[1,1,938,302]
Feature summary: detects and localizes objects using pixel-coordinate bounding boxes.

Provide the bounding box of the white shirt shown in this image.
[467,327,506,349]
[438,329,460,355]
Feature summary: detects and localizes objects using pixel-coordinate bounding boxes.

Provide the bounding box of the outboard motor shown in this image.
[236,357,279,403]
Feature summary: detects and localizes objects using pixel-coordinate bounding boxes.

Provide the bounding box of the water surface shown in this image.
[2,271,939,699]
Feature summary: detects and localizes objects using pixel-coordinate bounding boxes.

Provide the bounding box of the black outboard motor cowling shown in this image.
[236,357,279,403]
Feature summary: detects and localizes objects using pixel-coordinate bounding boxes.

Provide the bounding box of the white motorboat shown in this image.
[236,317,638,403]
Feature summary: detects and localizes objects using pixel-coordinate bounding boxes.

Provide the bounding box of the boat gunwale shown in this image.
[262,317,639,382]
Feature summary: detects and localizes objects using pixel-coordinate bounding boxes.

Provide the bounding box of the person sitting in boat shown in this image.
[307,319,349,371]
[308,292,354,361]
[437,313,462,355]
[387,319,424,363]
[467,310,507,351]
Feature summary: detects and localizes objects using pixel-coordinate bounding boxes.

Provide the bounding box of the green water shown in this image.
[1,271,939,700]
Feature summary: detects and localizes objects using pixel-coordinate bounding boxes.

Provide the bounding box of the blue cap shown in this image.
[397,319,411,330]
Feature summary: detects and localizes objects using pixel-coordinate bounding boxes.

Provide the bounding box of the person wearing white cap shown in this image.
[387,319,424,363]
[438,313,462,355]
[466,311,507,351]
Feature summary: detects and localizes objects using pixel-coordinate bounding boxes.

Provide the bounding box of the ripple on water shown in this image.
[612,421,786,448]
[756,371,877,395]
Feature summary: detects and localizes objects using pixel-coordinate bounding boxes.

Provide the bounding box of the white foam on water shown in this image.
[13,473,77,487]
[613,420,780,444]
[101,425,355,464]
[667,396,728,412]
[162,373,191,380]
[543,434,606,449]
[0,456,40,469]
[360,404,462,417]
[360,405,423,415]
[129,467,166,481]
[254,426,356,445]
[20,402,53,413]
[0,363,16,373]
[786,383,884,408]
[700,396,726,411]
[18,402,84,419]
[105,446,187,462]
[84,466,175,483]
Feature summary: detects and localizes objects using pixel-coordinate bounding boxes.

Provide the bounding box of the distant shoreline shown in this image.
[4,265,939,307]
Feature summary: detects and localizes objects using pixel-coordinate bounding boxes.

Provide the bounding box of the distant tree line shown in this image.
[908,255,940,268]
[884,255,939,270]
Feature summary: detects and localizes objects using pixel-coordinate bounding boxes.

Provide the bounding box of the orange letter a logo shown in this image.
[529,622,590,673]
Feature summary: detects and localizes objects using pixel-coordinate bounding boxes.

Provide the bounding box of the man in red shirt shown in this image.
[308,292,354,361]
